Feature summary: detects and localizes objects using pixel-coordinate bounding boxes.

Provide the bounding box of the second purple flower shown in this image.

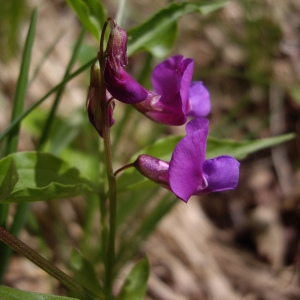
[134,118,240,202]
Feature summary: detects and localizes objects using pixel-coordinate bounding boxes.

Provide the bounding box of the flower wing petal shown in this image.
[151,55,184,102]
[201,155,240,193]
[187,81,211,117]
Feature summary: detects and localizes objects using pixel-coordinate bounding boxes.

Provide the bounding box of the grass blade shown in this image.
[4,8,37,155]
[0,6,38,282]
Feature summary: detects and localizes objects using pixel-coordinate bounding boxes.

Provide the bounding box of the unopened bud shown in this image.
[134,155,170,190]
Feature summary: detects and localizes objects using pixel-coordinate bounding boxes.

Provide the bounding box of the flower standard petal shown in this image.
[169,129,208,202]
[186,81,211,117]
[151,55,184,102]
[133,55,194,126]
[200,155,240,193]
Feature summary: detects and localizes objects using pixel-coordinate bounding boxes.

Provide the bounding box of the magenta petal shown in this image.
[186,81,211,117]
[169,131,208,202]
[201,156,240,193]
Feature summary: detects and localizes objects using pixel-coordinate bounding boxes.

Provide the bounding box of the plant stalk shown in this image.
[98,19,117,299]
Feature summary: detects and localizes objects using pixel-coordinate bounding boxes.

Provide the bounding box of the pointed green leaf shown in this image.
[5,8,37,155]
[0,285,79,300]
[206,133,295,159]
[116,257,150,300]
[127,1,229,57]
[0,152,97,203]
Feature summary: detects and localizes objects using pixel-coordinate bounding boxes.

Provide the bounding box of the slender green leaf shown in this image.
[0,285,79,300]
[0,152,97,203]
[206,133,295,159]
[66,0,106,40]
[5,8,37,155]
[116,257,150,300]
[70,250,103,299]
[127,1,229,57]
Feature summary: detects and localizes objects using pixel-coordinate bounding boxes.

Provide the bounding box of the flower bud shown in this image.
[104,22,148,104]
[105,24,128,77]
[87,61,114,137]
[134,155,170,190]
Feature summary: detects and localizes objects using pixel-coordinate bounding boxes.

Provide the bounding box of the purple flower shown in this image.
[134,118,240,202]
[103,23,211,123]
[133,55,211,125]
[104,24,148,104]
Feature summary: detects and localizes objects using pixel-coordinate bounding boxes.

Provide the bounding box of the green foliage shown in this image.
[0,152,97,203]
[127,1,229,57]
[0,285,79,300]
[66,0,106,40]
[116,257,150,300]
[206,133,295,159]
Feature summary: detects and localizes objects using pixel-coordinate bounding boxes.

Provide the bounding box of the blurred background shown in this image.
[0,0,300,299]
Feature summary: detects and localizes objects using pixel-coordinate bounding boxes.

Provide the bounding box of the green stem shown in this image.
[0,226,99,299]
[113,163,135,177]
[99,19,117,299]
